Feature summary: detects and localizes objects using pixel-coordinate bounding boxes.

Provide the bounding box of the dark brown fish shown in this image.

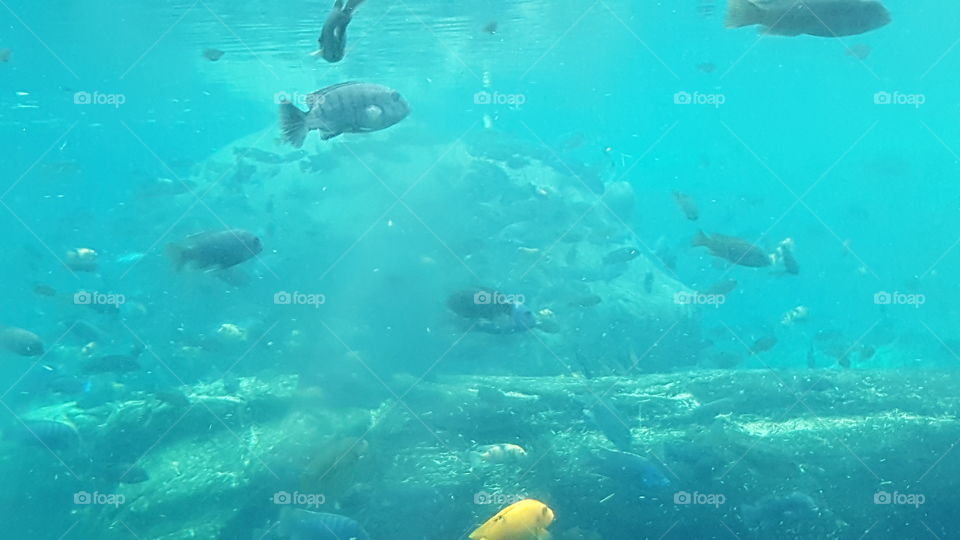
[0,327,44,356]
[673,191,699,220]
[317,0,366,63]
[698,279,738,296]
[693,231,771,267]
[167,229,262,271]
[203,48,224,61]
[725,0,892,38]
[279,82,410,148]
[750,335,778,354]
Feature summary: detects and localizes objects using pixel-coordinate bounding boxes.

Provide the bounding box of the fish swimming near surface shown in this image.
[692,230,771,267]
[725,0,891,37]
[8,419,80,451]
[316,0,366,63]
[277,507,371,540]
[0,327,44,356]
[469,498,555,540]
[673,190,699,220]
[167,229,262,272]
[602,247,640,265]
[279,82,410,148]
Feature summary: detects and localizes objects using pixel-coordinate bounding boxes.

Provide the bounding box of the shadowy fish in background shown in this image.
[0,48,11,62]
[483,21,498,34]
[447,288,513,320]
[697,62,717,73]
[279,82,410,148]
[202,48,225,61]
[750,335,778,354]
[233,146,306,164]
[725,0,891,37]
[673,190,699,220]
[277,508,371,540]
[98,462,150,484]
[0,327,44,356]
[32,283,58,297]
[643,271,654,293]
[846,43,872,59]
[781,305,809,326]
[590,448,672,488]
[741,491,821,532]
[470,499,555,540]
[65,247,99,272]
[9,420,80,450]
[167,229,262,271]
[773,237,799,274]
[81,350,142,374]
[602,247,640,265]
[584,401,633,450]
[316,0,366,63]
[469,443,528,466]
[692,230,771,267]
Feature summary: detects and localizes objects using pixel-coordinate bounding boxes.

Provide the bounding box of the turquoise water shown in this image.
[1,0,959,538]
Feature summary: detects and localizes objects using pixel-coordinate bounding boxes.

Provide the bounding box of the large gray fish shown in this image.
[726,0,891,37]
[277,508,370,540]
[692,230,771,268]
[316,0,366,63]
[0,326,44,356]
[279,82,410,148]
[166,229,262,271]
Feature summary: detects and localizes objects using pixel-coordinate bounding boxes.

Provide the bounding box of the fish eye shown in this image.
[391,92,401,101]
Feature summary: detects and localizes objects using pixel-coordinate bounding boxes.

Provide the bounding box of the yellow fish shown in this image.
[470,498,554,540]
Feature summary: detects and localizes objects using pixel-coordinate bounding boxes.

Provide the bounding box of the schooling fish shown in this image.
[316,0,366,63]
[277,507,370,540]
[167,229,262,272]
[279,82,410,147]
[470,498,555,540]
[725,0,891,38]
[0,327,44,356]
[692,230,771,267]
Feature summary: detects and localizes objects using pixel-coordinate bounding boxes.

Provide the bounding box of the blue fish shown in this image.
[591,448,672,488]
[277,508,370,540]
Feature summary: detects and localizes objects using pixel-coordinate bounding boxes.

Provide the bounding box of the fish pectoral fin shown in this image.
[309,49,323,56]
[320,131,342,140]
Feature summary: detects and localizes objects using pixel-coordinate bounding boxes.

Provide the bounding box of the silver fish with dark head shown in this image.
[279,82,410,148]
[317,0,365,63]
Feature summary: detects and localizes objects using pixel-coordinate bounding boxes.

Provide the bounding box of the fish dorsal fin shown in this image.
[314,81,363,96]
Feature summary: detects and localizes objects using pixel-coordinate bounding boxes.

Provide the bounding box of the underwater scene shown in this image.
[1,0,958,538]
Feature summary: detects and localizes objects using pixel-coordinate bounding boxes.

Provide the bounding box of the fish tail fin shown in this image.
[725,0,763,28]
[692,230,709,247]
[344,0,365,13]
[166,243,186,271]
[279,102,309,148]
